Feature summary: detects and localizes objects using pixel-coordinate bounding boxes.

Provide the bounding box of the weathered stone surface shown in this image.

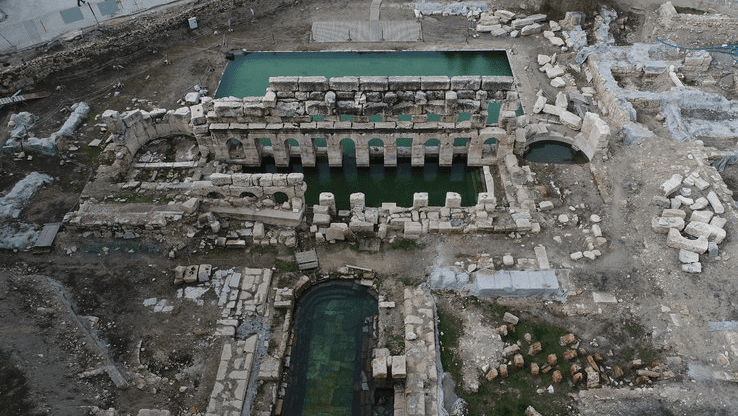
[651,216,685,233]
[706,191,725,214]
[503,312,519,324]
[690,210,714,224]
[560,110,582,130]
[679,249,700,263]
[533,95,547,114]
[550,77,566,88]
[528,342,542,356]
[666,228,708,253]
[391,355,406,379]
[372,356,387,378]
[682,262,702,273]
[684,221,726,244]
[660,174,683,196]
[662,209,686,219]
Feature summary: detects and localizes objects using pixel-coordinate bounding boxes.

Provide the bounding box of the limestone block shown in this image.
[349,218,374,234]
[329,76,359,91]
[313,213,331,226]
[666,228,708,254]
[287,173,304,186]
[298,76,329,92]
[388,76,421,91]
[581,112,610,142]
[545,64,565,79]
[662,209,686,219]
[350,192,365,209]
[651,216,685,233]
[481,76,514,91]
[451,76,481,90]
[326,224,346,241]
[421,76,450,90]
[355,76,387,92]
[262,90,276,108]
[253,222,265,239]
[324,91,337,108]
[693,176,710,191]
[372,356,387,379]
[679,249,699,264]
[660,174,683,197]
[319,192,336,215]
[539,201,554,211]
[710,216,727,229]
[706,191,725,214]
[404,221,422,237]
[102,110,126,134]
[210,173,232,186]
[682,262,702,273]
[391,356,406,379]
[690,210,714,224]
[445,192,462,208]
[198,264,212,282]
[533,95,547,114]
[690,197,709,210]
[543,104,563,117]
[495,9,516,20]
[549,37,565,46]
[555,91,568,108]
[503,312,519,324]
[214,101,242,118]
[520,23,543,36]
[550,77,566,88]
[684,221,726,244]
[182,197,200,214]
[122,109,143,128]
[413,192,429,210]
[269,77,298,92]
[242,101,265,117]
[560,111,582,130]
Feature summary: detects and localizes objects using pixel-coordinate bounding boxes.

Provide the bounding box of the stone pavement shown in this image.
[0,0,185,53]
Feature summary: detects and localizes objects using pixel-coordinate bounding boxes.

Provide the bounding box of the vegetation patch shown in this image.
[388,239,423,251]
[274,259,298,273]
[675,6,705,15]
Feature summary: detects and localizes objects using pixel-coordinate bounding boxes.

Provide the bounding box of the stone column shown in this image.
[298,133,316,167]
[413,192,429,210]
[319,192,336,215]
[411,134,425,167]
[327,133,343,167]
[355,133,370,168]
[271,134,290,168]
[243,133,262,167]
[350,192,366,209]
[445,192,462,208]
[438,135,454,167]
[384,135,397,167]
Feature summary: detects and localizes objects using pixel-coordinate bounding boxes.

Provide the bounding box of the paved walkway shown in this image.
[312,0,420,42]
[0,0,185,53]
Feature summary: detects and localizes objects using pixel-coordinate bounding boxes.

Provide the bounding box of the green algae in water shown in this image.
[215,50,512,98]
[523,141,589,164]
[283,282,378,416]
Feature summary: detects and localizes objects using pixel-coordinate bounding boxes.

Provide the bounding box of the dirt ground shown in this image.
[3,0,738,415]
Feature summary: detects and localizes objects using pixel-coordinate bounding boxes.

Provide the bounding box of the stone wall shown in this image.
[655,2,738,47]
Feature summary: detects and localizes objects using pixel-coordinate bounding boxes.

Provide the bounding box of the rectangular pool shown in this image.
[215,50,512,98]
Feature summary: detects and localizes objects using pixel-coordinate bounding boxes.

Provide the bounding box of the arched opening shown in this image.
[340,138,356,161]
[424,138,440,160]
[368,138,384,160]
[227,138,245,159]
[313,137,328,160]
[207,191,226,199]
[396,137,412,159]
[273,192,289,205]
[240,191,258,200]
[523,140,588,164]
[482,138,497,158]
[285,138,301,163]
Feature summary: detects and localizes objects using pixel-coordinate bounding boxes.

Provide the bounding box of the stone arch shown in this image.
[207,191,226,199]
[424,138,440,160]
[368,138,384,159]
[285,138,300,159]
[340,138,356,160]
[227,138,245,159]
[240,191,258,199]
[482,138,497,158]
[273,192,289,204]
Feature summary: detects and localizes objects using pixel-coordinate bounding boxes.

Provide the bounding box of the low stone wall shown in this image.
[655,2,738,47]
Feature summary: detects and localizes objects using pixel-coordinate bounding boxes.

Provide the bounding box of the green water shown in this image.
[524,141,589,164]
[253,154,481,210]
[216,51,512,98]
[283,282,378,416]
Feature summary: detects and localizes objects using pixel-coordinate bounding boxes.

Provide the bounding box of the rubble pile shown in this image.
[653,171,729,273]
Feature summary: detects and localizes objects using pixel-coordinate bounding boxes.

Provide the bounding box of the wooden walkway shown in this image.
[311,20,421,42]
[0,92,49,107]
